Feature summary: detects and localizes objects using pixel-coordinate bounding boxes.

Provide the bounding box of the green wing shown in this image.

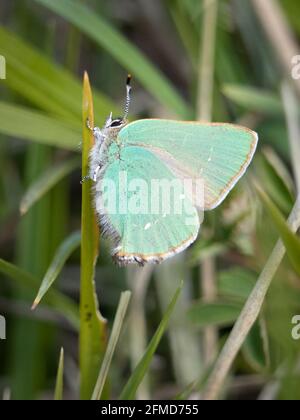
[97,146,200,265]
[118,119,258,209]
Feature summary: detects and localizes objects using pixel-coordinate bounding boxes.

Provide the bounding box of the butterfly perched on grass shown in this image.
[84,76,258,266]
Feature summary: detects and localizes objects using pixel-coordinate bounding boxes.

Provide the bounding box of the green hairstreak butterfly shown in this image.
[85,76,258,266]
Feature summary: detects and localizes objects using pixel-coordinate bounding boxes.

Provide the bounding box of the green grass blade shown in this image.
[32,231,81,309]
[20,157,80,215]
[222,84,283,115]
[0,26,118,122]
[188,301,242,328]
[256,184,300,276]
[33,0,191,118]
[12,141,54,399]
[80,72,107,399]
[242,319,270,372]
[218,268,257,301]
[119,282,183,400]
[0,101,81,149]
[54,348,64,400]
[92,291,132,400]
[0,258,79,329]
[201,197,300,400]
[0,258,42,291]
[254,150,295,215]
[167,1,198,70]
[155,259,202,387]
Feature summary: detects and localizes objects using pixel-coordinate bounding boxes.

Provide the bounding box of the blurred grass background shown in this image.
[0,0,300,400]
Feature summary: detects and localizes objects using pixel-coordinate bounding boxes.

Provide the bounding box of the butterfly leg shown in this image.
[83,119,106,183]
[86,118,93,131]
[92,164,101,182]
[86,118,100,137]
[81,165,101,184]
[86,119,108,141]
[80,175,90,184]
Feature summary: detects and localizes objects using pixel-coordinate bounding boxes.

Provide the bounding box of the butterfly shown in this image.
[85,76,258,266]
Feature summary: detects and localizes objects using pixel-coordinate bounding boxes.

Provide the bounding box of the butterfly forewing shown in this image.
[118,119,258,210]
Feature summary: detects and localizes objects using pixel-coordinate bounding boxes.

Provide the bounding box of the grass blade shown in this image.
[119,282,183,400]
[155,259,202,387]
[242,318,270,372]
[0,101,81,149]
[251,0,300,98]
[222,84,283,115]
[92,291,132,400]
[20,157,80,215]
[33,0,191,118]
[256,184,300,275]
[0,258,79,329]
[197,0,219,369]
[167,1,198,70]
[254,150,295,215]
[218,268,256,301]
[12,139,54,399]
[54,348,64,400]
[188,301,242,328]
[0,26,117,123]
[201,196,300,400]
[127,266,153,399]
[281,81,300,193]
[32,231,81,309]
[80,72,107,399]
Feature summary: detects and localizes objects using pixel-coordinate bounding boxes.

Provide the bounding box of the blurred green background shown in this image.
[0,0,300,400]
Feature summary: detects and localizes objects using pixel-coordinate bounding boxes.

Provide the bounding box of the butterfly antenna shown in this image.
[123,74,132,120]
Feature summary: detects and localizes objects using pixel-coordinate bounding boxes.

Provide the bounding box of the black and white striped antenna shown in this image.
[123,74,132,120]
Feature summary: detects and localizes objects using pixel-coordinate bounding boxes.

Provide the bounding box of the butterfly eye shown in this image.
[110,119,123,127]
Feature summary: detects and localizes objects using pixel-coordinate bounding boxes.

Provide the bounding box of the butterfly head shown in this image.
[104,113,127,130]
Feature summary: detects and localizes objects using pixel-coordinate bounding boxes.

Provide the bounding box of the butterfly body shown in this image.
[88,116,127,182]
[86,77,258,266]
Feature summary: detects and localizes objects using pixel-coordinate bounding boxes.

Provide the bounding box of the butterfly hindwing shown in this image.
[96,146,200,265]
